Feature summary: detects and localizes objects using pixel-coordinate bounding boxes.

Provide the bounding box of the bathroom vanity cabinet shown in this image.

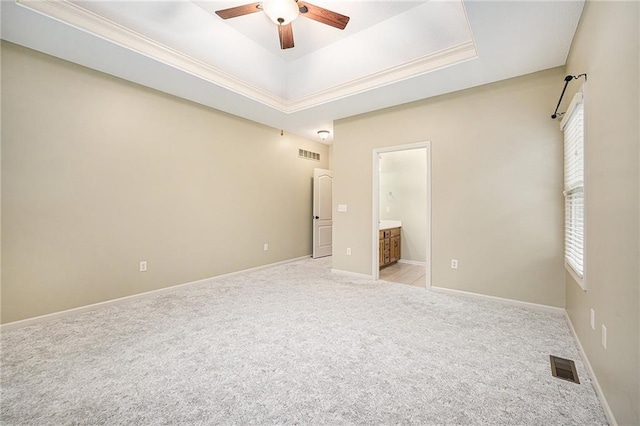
[379,227,401,269]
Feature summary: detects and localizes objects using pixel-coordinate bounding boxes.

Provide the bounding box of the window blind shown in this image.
[561,94,584,279]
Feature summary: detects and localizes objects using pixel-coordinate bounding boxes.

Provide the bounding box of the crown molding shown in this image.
[16,0,477,114]
[286,42,477,113]
[16,0,286,110]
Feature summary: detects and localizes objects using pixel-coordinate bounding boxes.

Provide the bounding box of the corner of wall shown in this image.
[563,1,640,424]
[564,310,619,426]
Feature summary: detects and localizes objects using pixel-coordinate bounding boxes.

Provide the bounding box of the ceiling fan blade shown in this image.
[215,2,262,19]
[298,2,349,30]
[278,23,294,49]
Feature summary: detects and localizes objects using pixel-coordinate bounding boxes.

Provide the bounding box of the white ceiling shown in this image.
[1,0,584,143]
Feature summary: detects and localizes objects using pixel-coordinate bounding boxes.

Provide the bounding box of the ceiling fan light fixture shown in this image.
[262,0,299,25]
[317,130,330,140]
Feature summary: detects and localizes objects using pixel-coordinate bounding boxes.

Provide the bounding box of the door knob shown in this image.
[314,216,320,219]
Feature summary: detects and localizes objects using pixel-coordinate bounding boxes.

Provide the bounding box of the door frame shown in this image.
[372,142,432,288]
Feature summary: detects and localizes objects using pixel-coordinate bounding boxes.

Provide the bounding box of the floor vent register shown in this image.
[550,355,580,384]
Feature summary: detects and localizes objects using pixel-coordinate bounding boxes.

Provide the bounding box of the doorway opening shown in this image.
[372,142,431,288]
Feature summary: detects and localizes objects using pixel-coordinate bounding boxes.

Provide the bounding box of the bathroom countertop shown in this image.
[379,220,402,230]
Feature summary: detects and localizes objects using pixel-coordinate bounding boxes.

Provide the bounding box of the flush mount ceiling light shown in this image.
[317,130,330,140]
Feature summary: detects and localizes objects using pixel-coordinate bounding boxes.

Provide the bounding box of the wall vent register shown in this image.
[299,149,320,161]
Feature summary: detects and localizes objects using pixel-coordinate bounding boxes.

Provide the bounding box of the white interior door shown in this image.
[313,168,333,258]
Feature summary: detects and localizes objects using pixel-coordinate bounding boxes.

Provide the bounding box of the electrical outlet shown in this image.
[346,248,351,256]
[263,243,269,251]
[590,309,595,330]
[139,261,147,272]
[386,206,390,213]
[601,324,607,349]
[450,259,458,269]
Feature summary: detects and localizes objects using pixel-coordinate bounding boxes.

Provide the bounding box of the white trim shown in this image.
[287,43,477,113]
[560,91,584,130]
[16,0,284,110]
[561,86,586,291]
[565,261,585,291]
[373,151,380,280]
[430,286,565,315]
[564,311,618,426]
[330,269,373,280]
[16,0,477,114]
[372,142,432,290]
[0,255,311,332]
[398,259,427,267]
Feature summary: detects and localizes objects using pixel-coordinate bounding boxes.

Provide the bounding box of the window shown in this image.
[561,92,584,288]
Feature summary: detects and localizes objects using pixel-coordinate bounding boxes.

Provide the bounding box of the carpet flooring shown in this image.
[1,257,607,425]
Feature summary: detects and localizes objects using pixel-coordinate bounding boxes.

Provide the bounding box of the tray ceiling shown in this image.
[1,0,584,142]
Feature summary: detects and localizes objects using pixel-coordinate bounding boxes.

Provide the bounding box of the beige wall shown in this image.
[1,42,329,324]
[333,67,566,307]
[0,35,3,318]
[563,2,639,424]
[379,149,427,263]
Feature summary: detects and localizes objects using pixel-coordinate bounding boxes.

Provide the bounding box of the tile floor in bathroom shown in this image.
[379,262,426,287]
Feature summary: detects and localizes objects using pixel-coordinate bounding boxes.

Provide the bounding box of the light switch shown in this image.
[337,204,347,212]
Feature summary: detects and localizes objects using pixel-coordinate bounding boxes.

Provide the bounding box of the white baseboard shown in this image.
[564,311,618,426]
[0,255,311,332]
[331,269,373,280]
[430,286,565,314]
[398,259,427,266]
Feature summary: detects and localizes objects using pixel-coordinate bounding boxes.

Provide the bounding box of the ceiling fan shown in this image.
[215,0,350,50]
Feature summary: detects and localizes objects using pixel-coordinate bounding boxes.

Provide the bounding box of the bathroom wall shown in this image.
[379,149,427,263]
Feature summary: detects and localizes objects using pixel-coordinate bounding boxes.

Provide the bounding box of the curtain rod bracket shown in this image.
[551,73,587,119]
